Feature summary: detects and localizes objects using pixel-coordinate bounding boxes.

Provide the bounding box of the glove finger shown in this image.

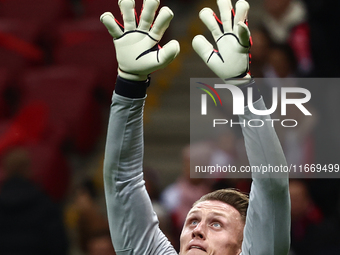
[236,21,251,48]
[100,12,124,38]
[217,0,233,33]
[158,40,180,67]
[199,8,223,42]
[138,0,160,31]
[192,35,215,63]
[149,7,174,41]
[118,0,136,31]
[233,0,249,31]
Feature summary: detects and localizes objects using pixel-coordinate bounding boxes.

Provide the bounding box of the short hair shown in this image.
[193,189,249,223]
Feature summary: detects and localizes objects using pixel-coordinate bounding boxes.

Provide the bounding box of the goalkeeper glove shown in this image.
[192,0,252,85]
[100,0,180,81]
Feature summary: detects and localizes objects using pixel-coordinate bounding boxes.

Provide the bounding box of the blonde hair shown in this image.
[194,189,249,222]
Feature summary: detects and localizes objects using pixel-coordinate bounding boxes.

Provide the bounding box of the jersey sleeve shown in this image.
[103,92,177,255]
[240,97,291,255]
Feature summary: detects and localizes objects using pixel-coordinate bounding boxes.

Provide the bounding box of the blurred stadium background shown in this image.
[0,0,340,254]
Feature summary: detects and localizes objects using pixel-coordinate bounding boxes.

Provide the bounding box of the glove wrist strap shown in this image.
[115,75,150,98]
[224,73,252,86]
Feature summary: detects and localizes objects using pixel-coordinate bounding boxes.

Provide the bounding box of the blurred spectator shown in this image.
[208,130,249,192]
[144,167,175,245]
[289,179,340,255]
[249,28,271,78]
[144,166,162,202]
[161,143,213,250]
[264,44,297,78]
[261,79,318,171]
[209,129,237,174]
[87,230,116,255]
[262,0,307,44]
[280,90,317,169]
[288,22,313,75]
[0,147,68,255]
[302,0,340,77]
[251,33,318,169]
[290,179,322,254]
[73,180,111,254]
[262,0,313,75]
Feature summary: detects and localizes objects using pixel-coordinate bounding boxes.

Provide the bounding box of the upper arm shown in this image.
[240,97,291,255]
[103,93,177,255]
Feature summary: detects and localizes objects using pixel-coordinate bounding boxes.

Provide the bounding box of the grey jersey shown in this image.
[103,92,290,255]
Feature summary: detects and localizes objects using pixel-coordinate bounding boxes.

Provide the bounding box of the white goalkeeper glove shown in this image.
[192,0,251,85]
[100,0,180,81]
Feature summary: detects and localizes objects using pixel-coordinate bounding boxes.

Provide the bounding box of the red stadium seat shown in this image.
[20,65,102,153]
[0,0,73,48]
[82,0,119,18]
[0,19,43,74]
[0,120,11,188]
[0,101,49,158]
[0,140,71,202]
[0,104,69,202]
[54,18,117,98]
[28,143,71,202]
[81,0,143,19]
[0,69,11,120]
[0,0,71,26]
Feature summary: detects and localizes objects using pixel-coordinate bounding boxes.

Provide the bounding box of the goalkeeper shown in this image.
[101,0,291,254]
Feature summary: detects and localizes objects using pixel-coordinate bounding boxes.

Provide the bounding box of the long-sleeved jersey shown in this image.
[103,85,290,255]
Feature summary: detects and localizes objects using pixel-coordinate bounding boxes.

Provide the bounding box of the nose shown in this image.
[192,222,206,240]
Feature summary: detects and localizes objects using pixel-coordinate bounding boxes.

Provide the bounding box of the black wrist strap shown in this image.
[115,76,150,98]
[239,79,261,107]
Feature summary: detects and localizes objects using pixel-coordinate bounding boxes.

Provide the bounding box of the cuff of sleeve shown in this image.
[239,79,261,107]
[114,76,150,98]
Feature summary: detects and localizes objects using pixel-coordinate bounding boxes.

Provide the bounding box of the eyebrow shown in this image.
[187,209,228,218]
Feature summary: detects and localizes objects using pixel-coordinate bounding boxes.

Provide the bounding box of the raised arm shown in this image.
[101,0,179,254]
[192,0,290,254]
[239,98,290,255]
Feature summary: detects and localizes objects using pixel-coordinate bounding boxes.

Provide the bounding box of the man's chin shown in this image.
[186,248,207,254]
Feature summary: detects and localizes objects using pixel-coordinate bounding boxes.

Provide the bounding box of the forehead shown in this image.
[188,200,240,218]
